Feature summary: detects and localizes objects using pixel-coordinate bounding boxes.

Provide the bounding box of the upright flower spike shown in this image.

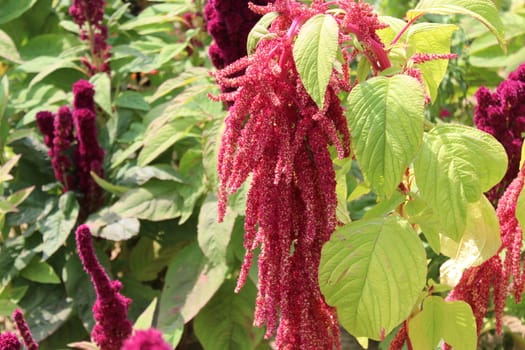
[474,63,525,204]
[52,106,74,191]
[69,0,111,75]
[35,111,55,149]
[210,0,392,348]
[121,329,171,350]
[76,224,133,350]
[204,0,271,70]
[12,309,38,350]
[0,332,21,350]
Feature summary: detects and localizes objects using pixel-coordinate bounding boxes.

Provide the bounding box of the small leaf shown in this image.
[0,154,21,183]
[293,14,339,108]
[6,186,34,207]
[319,216,426,340]
[20,257,61,284]
[246,12,279,55]
[414,124,507,240]
[0,0,37,24]
[157,243,227,347]
[90,171,130,195]
[198,194,237,266]
[440,195,501,267]
[346,75,425,198]
[194,279,264,350]
[40,192,80,259]
[116,91,150,111]
[408,296,476,350]
[0,30,22,63]
[407,0,505,49]
[134,298,158,330]
[148,67,208,103]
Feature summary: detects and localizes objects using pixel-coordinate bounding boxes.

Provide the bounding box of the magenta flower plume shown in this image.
[121,329,172,350]
[76,224,132,350]
[35,111,55,149]
[12,309,38,350]
[72,79,96,111]
[474,63,525,204]
[209,0,392,348]
[204,0,271,69]
[52,106,74,190]
[0,332,21,350]
[69,0,110,75]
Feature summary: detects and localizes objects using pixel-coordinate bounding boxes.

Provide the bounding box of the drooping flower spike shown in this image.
[214,1,391,348]
[76,224,133,350]
[12,309,38,350]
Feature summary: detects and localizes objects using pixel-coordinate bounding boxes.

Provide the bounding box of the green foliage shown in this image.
[346,75,425,198]
[293,14,339,108]
[319,216,427,340]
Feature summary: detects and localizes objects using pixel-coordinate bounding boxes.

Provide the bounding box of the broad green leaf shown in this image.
[0,0,38,24]
[90,73,113,116]
[408,296,476,350]
[20,257,61,284]
[40,192,80,259]
[90,171,130,195]
[246,12,279,55]
[138,117,196,166]
[6,186,34,207]
[198,194,237,266]
[407,0,505,48]
[116,91,150,111]
[293,14,339,108]
[147,67,208,103]
[28,58,81,88]
[319,216,426,339]
[440,195,501,267]
[0,154,21,183]
[0,30,22,63]
[123,164,186,185]
[346,75,425,198]
[407,23,458,101]
[109,180,183,221]
[134,298,158,330]
[414,124,507,240]
[87,211,140,241]
[158,243,227,347]
[194,279,264,350]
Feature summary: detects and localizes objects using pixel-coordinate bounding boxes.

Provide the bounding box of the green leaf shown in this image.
[0,237,36,288]
[407,0,505,49]
[346,75,425,198]
[39,192,80,259]
[20,257,61,284]
[194,279,264,350]
[198,194,237,266]
[134,297,157,330]
[129,237,170,281]
[138,117,196,166]
[0,154,21,183]
[6,186,34,207]
[148,67,209,103]
[158,243,227,347]
[116,91,151,111]
[440,195,501,266]
[0,76,8,125]
[414,124,507,240]
[123,164,186,185]
[109,180,183,221]
[246,12,279,55]
[90,73,113,116]
[407,23,458,101]
[293,14,339,108]
[90,171,130,195]
[87,210,140,241]
[0,30,22,63]
[0,0,37,24]
[319,216,426,340]
[408,296,476,350]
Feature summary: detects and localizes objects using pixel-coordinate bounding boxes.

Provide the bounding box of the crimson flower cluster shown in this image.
[474,63,525,204]
[0,332,21,350]
[214,1,389,348]
[204,0,271,69]
[69,0,111,75]
[76,224,133,350]
[36,80,105,217]
[121,329,172,350]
